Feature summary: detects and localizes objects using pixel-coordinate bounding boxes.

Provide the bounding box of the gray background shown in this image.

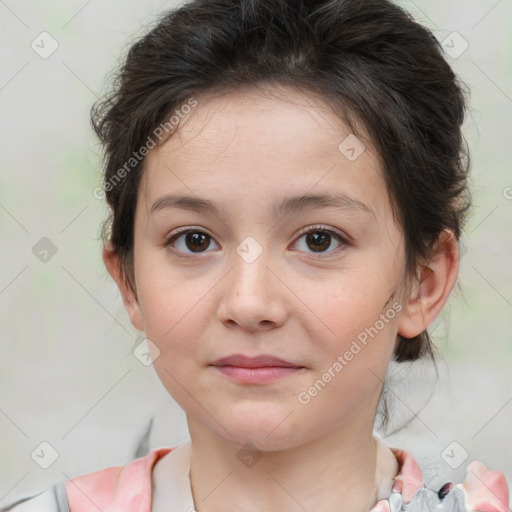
[0,0,511,507]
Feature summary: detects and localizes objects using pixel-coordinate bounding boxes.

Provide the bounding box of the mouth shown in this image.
[209,354,305,385]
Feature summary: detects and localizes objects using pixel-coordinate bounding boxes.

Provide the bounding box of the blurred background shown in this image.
[0,0,511,507]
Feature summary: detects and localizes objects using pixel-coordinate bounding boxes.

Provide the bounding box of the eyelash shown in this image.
[164,224,350,258]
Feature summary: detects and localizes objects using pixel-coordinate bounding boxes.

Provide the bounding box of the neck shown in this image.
[187,418,393,512]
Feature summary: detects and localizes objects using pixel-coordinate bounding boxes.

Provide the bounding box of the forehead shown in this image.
[140,85,389,220]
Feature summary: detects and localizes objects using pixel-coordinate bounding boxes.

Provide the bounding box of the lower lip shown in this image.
[213,365,303,384]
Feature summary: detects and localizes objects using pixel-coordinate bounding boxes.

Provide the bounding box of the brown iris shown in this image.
[306,232,331,252]
[185,232,210,252]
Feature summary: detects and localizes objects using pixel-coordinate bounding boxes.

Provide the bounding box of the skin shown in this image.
[103,84,460,512]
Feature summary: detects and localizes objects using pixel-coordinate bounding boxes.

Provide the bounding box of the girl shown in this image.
[4,0,509,510]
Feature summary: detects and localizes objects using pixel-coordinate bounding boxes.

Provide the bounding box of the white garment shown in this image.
[151,436,399,511]
[1,484,69,512]
[151,442,197,512]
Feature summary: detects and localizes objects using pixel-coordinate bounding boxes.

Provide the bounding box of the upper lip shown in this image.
[210,354,303,368]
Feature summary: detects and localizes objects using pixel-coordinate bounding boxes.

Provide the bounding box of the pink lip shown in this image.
[210,354,305,384]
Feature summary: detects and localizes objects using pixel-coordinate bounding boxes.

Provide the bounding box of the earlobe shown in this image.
[102,242,145,332]
[397,229,460,339]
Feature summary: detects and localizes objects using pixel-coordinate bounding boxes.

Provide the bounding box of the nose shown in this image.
[217,247,289,332]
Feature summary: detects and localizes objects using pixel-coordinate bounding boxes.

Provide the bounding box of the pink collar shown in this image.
[65,444,509,512]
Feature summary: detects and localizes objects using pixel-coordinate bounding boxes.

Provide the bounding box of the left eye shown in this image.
[292,227,347,255]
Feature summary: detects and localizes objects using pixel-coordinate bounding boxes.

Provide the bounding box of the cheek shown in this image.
[139,268,215,409]
[136,257,215,346]
[297,288,399,424]
[306,273,400,382]
[311,269,398,337]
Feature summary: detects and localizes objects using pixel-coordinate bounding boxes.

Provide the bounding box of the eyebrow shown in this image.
[149,192,375,219]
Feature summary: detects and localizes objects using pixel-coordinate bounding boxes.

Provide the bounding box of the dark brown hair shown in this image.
[91,0,470,364]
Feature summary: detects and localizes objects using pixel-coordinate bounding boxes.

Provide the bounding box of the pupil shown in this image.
[186,232,208,252]
[307,232,330,252]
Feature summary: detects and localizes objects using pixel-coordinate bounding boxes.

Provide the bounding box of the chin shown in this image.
[220,413,306,452]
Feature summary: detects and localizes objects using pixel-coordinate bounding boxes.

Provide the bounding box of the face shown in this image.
[125,85,412,450]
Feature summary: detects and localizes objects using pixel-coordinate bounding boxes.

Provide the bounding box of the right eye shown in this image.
[165,228,220,255]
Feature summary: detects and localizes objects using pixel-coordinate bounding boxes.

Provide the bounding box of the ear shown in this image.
[397,229,460,338]
[102,241,144,332]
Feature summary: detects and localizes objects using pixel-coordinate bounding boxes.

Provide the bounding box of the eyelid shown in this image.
[293,224,350,243]
[166,225,211,241]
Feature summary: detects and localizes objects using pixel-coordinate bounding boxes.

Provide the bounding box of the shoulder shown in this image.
[377,446,510,512]
[455,460,510,512]
[1,447,174,512]
[65,447,173,511]
[1,483,69,512]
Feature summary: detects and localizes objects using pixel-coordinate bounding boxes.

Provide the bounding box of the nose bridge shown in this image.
[218,235,287,330]
[231,235,273,298]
